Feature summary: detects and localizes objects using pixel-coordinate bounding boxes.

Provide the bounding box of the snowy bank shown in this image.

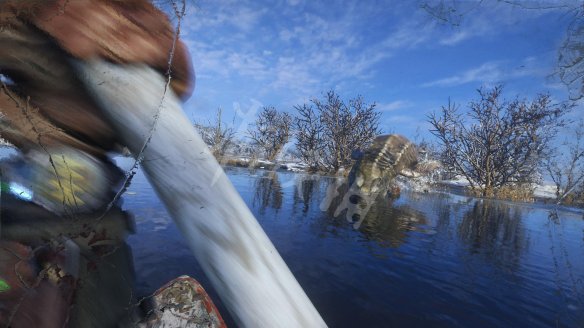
[437,177,558,200]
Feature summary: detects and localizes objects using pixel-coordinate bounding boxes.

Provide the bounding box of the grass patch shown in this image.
[466,184,535,202]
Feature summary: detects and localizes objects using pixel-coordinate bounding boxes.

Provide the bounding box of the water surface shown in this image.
[124,167,584,327]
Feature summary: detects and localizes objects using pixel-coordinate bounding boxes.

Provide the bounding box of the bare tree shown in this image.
[546,119,584,204]
[247,106,292,161]
[294,103,325,171]
[558,8,584,101]
[195,107,236,158]
[300,90,381,173]
[428,85,568,197]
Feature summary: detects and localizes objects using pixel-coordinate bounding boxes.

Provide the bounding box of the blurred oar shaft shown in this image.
[74,60,327,328]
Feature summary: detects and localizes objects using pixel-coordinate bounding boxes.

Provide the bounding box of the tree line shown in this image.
[196,86,584,206]
[196,90,381,174]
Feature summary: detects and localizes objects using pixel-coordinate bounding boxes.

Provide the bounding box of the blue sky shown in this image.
[178,0,577,142]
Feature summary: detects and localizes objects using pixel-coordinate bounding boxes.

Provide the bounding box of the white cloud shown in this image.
[272,57,319,95]
[230,7,267,32]
[225,53,268,79]
[381,20,436,50]
[182,0,451,102]
[431,1,566,46]
[179,0,564,123]
[422,62,503,87]
[377,100,412,112]
[183,0,266,33]
[439,30,471,46]
[278,29,295,42]
[422,57,547,88]
[387,115,416,123]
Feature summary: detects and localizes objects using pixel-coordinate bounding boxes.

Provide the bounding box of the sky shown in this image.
[175,0,579,142]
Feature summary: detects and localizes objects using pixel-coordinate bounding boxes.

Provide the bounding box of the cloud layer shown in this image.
[178,0,572,138]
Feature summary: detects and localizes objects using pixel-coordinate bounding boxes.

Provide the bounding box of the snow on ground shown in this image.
[439,176,558,200]
[439,178,471,187]
[257,159,273,165]
[532,184,558,199]
[228,156,307,172]
[279,162,307,172]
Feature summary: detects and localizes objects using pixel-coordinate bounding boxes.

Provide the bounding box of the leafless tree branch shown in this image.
[429,85,569,197]
[195,107,236,158]
[247,106,293,161]
[295,90,381,173]
[546,119,584,204]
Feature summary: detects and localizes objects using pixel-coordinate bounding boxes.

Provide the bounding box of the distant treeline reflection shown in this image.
[253,172,528,267]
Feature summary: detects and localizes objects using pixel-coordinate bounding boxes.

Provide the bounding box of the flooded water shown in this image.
[123,167,584,327]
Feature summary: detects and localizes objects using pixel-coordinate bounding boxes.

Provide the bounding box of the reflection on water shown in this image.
[359,200,427,248]
[252,171,283,212]
[122,168,584,328]
[293,174,321,213]
[458,200,527,271]
[319,178,428,248]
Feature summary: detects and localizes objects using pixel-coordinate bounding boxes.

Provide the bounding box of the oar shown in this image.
[74,60,327,328]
